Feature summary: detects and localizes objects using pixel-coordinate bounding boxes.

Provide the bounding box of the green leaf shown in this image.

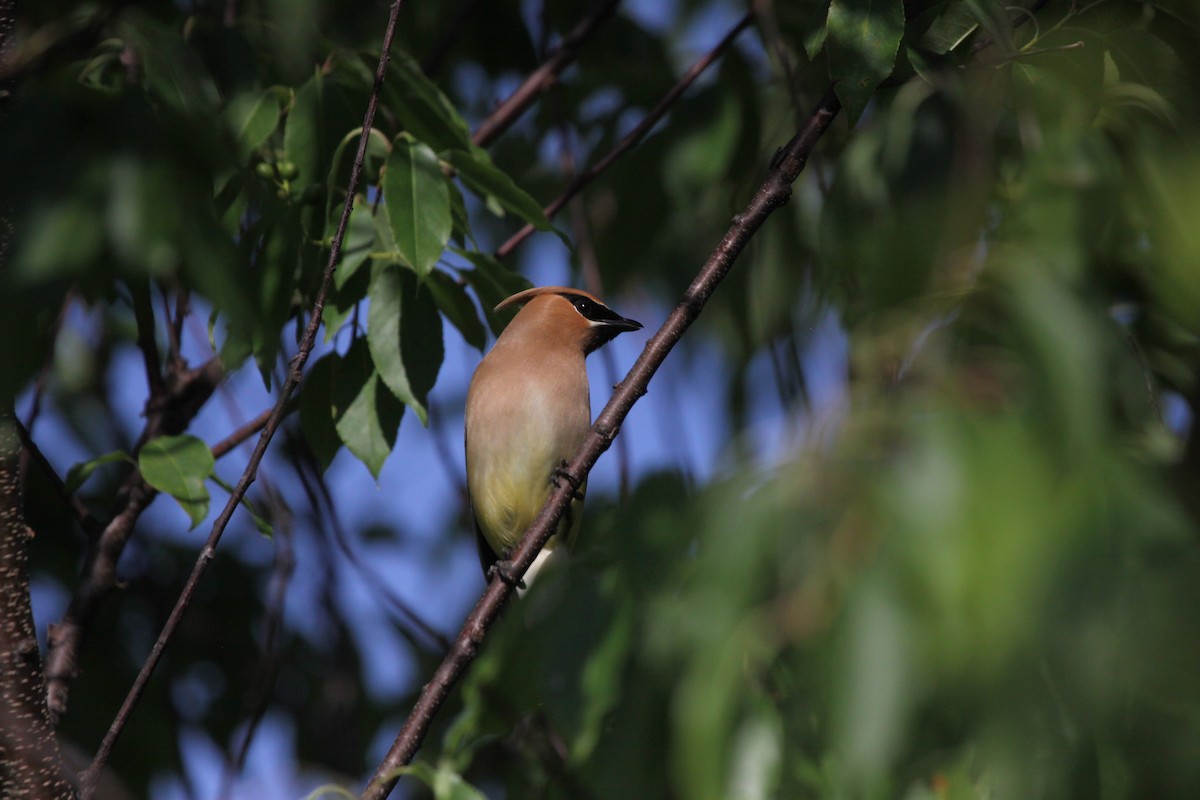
[384,135,452,277]
[323,127,391,231]
[367,264,444,425]
[443,148,553,232]
[64,451,134,494]
[455,249,532,337]
[919,2,979,54]
[298,351,343,470]
[223,87,286,162]
[963,0,1015,54]
[826,0,906,123]
[284,74,321,193]
[428,269,487,351]
[322,258,369,343]
[300,338,404,478]
[384,53,473,153]
[335,194,379,290]
[393,760,487,800]
[299,785,357,800]
[138,434,215,529]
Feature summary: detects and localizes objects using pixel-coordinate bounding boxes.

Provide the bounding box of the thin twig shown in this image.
[130,281,164,400]
[471,0,621,148]
[218,479,294,797]
[559,135,632,498]
[494,10,753,259]
[77,2,409,794]
[291,432,450,652]
[210,406,275,460]
[419,0,484,76]
[361,86,843,800]
[964,40,1084,69]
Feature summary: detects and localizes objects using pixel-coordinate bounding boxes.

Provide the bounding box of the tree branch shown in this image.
[360,86,842,800]
[470,0,620,148]
[77,1,409,794]
[0,415,76,799]
[44,358,223,721]
[494,9,752,259]
[13,419,102,539]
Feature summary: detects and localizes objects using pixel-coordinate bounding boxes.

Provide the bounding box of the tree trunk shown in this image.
[0,415,76,798]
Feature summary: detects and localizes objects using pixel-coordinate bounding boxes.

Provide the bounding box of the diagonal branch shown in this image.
[360,86,843,800]
[77,1,409,795]
[470,0,620,148]
[494,9,753,260]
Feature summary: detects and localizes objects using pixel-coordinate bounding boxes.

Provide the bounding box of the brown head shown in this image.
[495,286,642,355]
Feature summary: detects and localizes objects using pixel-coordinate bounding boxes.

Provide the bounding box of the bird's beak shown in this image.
[598,315,643,333]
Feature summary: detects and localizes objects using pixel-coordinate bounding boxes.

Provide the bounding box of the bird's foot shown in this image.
[488,558,526,590]
[550,459,584,501]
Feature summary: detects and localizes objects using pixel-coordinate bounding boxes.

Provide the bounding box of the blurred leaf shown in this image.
[962,0,1014,54]
[284,73,322,191]
[138,434,215,528]
[384,135,452,277]
[208,472,274,538]
[383,53,473,153]
[299,786,357,800]
[919,2,979,54]
[455,249,532,336]
[397,760,487,800]
[1136,152,1200,335]
[64,450,133,494]
[442,147,556,235]
[367,264,444,425]
[826,0,906,123]
[117,13,221,115]
[223,87,286,162]
[427,269,487,351]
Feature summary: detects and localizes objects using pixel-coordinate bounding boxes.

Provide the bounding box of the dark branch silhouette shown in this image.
[494,10,752,260]
[471,0,620,148]
[77,1,410,794]
[361,86,843,800]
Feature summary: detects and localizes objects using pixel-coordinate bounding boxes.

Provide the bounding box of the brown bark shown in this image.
[0,416,75,799]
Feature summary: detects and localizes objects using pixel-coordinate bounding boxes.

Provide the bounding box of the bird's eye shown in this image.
[573,298,594,314]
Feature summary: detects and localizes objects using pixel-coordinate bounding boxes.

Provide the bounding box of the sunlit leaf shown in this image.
[64,450,134,494]
[138,434,215,528]
[367,264,444,425]
[384,135,452,277]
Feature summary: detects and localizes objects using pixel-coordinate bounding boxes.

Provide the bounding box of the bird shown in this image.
[465,286,642,584]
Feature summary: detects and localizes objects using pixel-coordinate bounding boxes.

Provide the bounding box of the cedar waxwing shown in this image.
[465,286,642,582]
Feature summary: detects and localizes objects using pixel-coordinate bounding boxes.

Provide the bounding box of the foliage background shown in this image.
[3,0,1200,798]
